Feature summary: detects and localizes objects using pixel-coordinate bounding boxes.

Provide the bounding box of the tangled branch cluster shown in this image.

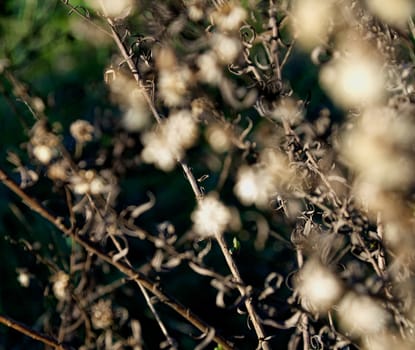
[1,0,415,349]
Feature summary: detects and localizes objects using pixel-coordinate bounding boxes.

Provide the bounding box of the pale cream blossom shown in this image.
[197,52,223,85]
[33,145,54,164]
[320,44,385,108]
[191,194,232,237]
[271,97,304,126]
[30,121,59,164]
[211,33,242,64]
[206,124,232,153]
[70,120,94,143]
[234,165,276,208]
[341,106,414,190]
[52,271,70,301]
[141,110,199,171]
[186,0,204,22]
[291,0,335,49]
[337,292,390,336]
[366,0,413,27]
[17,269,31,288]
[159,66,193,107]
[70,170,112,195]
[91,299,113,329]
[109,75,151,131]
[363,332,414,350]
[211,2,247,32]
[89,0,135,19]
[295,259,343,313]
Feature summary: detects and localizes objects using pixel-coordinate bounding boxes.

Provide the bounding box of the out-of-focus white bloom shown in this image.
[164,110,199,150]
[30,121,59,164]
[341,107,414,190]
[141,134,177,171]
[337,292,390,336]
[262,148,297,187]
[295,259,343,313]
[234,165,276,208]
[89,0,135,19]
[141,110,199,171]
[52,271,69,301]
[320,47,385,108]
[70,170,111,195]
[33,145,54,164]
[206,125,231,153]
[122,106,151,132]
[70,120,94,143]
[191,194,232,237]
[291,0,335,49]
[159,66,193,107]
[234,149,300,208]
[212,33,242,64]
[197,52,223,85]
[212,2,247,32]
[17,269,31,288]
[109,75,151,131]
[32,97,45,113]
[272,97,304,126]
[91,299,113,330]
[186,0,204,22]
[366,0,413,27]
[363,332,414,350]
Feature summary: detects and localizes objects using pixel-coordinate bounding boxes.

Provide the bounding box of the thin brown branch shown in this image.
[0,314,69,350]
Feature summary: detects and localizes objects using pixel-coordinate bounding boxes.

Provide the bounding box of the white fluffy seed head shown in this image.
[191,194,231,237]
[141,110,199,171]
[320,42,385,108]
[337,292,390,336]
[295,259,343,314]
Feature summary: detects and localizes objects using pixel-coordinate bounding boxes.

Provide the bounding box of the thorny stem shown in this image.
[268,0,282,82]
[97,5,270,348]
[215,232,271,350]
[0,314,69,350]
[295,249,309,350]
[0,168,235,350]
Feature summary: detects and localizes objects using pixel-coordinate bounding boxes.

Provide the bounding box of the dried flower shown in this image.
[70,170,112,195]
[191,194,231,237]
[271,97,304,126]
[91,299,113,329]
[70,120,94,143]
[51,271,70,301]
[29,120,59,165]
